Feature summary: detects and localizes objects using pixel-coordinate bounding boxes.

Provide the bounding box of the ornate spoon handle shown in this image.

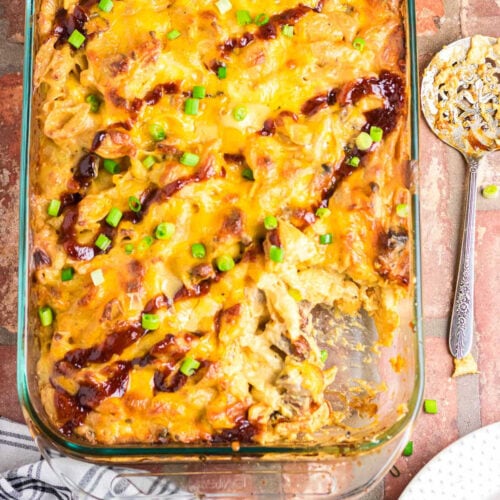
[448,157,479,359]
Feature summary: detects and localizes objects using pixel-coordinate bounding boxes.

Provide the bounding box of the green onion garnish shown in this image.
[90,268,104,286]
[47,199,61,217]
[396,203,409,218]
[233,106,248,121]
[242,167,254,180]
[149,123,166,141]
[402,441,413,456]
[124,244,134,255]
[142,313,160,331]
[98,0,113,13]
[319,233,333,245]
[180,152,200,167]
[269,245,284,263]
[192,86,206,99]
[216,255,235,272]
[370,126,383,142]
[191,243,206,259]
[424,399,438,414]
[482,184,498,199]
[155,222,175,240]
[254,13,270,26]
[184,98,200,116]
[353,37,366,51]
[105,207,123,228]
[138,235,154,251]
[348,156,360,167]
[320,349,328,363]
[355,132,373,151]
[282,24,294,37]
[68,29,85,49]
[61,267,74,282]
[217,66,227,79]
[103,158,120,174]
[180,356,201,376]
[128,196,142,212]
[38,306,53,326]
[167,29,181,40]
[264,215,278,230]
[315,207,331,218]
[216,0,233,15]
[236,10,252,26]
[95,234,112,251]
[86,94,101,113]
[142,155,156,169]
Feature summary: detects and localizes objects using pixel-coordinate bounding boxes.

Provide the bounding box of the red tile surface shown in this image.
[475,212,500,427]
[416,0,445,35]
[0,345,24,422]
[0,1,25,42]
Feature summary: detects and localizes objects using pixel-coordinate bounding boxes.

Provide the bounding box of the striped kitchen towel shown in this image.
[0,417,191,499]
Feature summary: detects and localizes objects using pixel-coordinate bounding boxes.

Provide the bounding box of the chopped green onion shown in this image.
[319,233,333,245]
[128,196,142,212]
[90,269,104,286]
[98,0,113,13]
[320,349,328,363]
[86,94,101,113]
[124,243,134,255]
[348,156,360,167]
[105,207,123,228]
[95,234,111,251]
[215,0,232,15]
[269,245,284,263]
[396,203,409,218]
[236,10,252,26]
[402,441,413,457]
[316,207,331,218]
[282,24,294,37]
[184,98,200,116]
[68,29,85,49]
[288,288,302,301]
[355,132,373,151]
[61,267,74,282]
[138,235,154,251]
[167,29,181,40]
[217,66,227,80]
[264,215,278,230]
[424,399,438,414]
[216,255,235,272]
[191,243,206,259]
[353,37,366,51]
[180,152,200,167]
[47,199,61,217]
[142,313,160,331]
[103,158,120,174]
[142,155,156,169]
[180,357,201,376]
[482,184,498,199]
[254,13,270,26]
[192,85,206,99]
[155,222,175,240]
[370,126,383,142]
[242,167,254,180]
[233,106,248,121]
[39,306,53,326]
[149,123,166,141]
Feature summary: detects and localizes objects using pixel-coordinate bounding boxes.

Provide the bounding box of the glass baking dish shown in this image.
[17,0,423,497]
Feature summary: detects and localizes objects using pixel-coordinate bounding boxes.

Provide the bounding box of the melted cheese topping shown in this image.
[33,0,410,445]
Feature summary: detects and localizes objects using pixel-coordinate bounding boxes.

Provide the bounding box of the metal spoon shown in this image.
[421,36,500,359]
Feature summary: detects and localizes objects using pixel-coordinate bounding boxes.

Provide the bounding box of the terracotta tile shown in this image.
[475,212,500,427]
[0,2,25,43]
[0,72,22,335]
[384,337,458,499]
[463,0,500,17]
[0,345,24,423]
[416,0,445,35]
[461,16,500,38]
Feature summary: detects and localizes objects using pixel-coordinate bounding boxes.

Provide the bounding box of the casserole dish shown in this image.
[18,0,423,497]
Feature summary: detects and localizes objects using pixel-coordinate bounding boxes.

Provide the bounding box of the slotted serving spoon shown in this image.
[421,36,500,359]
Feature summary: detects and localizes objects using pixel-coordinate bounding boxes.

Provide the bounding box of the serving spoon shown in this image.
[421,36,500,359]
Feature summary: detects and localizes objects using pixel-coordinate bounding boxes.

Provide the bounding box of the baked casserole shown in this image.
[32,0,410,445]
